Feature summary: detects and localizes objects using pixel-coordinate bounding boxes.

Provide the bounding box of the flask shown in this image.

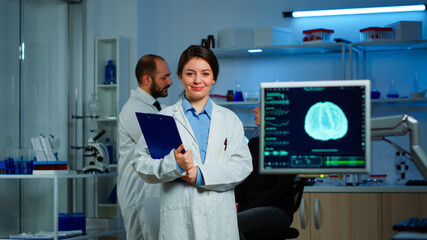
[386,79,399,99]
[88,93,100,118]
[370,77,381,99]
[207,35,215,48]
[227,90,234,102]
[104,60,116,84]
[233,82,244,101]
[105,138,114,164]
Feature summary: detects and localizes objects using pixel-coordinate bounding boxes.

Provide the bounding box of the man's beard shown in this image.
[150,82,168,99]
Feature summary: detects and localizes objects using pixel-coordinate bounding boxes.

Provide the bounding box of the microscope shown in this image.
[80,129,110,174]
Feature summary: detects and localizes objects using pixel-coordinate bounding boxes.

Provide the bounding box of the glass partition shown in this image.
[0,0,69,236]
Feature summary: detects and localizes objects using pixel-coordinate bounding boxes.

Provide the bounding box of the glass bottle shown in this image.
[88,93,100,118]
[104,60,116,84]
[226,90,234,102]
[370,77,381,99]
[386,79,399,99]
[207,35,215,48]
[88,93,100,130]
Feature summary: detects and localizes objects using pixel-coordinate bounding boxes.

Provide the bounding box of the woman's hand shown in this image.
[181,166,197,184]
[174,144,194,171]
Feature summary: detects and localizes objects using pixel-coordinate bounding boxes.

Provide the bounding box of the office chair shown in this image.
[243,178,307,240]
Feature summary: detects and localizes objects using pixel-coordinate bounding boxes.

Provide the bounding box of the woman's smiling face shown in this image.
[180,57,215,103]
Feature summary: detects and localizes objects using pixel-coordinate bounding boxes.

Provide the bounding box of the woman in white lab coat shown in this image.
[132,45,252,240]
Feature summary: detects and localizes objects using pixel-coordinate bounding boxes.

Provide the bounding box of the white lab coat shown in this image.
[117,87,163,240]
[132,98,253,240]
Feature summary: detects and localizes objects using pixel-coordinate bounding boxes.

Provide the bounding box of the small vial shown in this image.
[226,90,234,102]
[207,35,215,48]
[201,39,207,47]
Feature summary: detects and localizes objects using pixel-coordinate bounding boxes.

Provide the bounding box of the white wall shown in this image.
[94,0,427,181]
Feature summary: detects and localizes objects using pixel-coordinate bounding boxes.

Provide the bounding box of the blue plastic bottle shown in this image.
[105,138,114,164]
[104,60,116,84]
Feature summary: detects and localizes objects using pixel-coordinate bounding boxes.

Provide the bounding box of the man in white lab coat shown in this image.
[117,54,172,240]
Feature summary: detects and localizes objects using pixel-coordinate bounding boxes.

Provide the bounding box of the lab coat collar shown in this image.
[181,96,213,119]
[172,97,222,125]
[133,86,157,105]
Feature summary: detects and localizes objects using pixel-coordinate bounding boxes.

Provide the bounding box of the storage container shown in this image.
[360,27,393,42]
[218,27,253,48]
[386,21,422,41]
[253,26,291,46]
[59,213,86,235]
[302,28,334,44]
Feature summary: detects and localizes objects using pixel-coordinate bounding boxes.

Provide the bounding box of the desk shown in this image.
[291,185,427,240]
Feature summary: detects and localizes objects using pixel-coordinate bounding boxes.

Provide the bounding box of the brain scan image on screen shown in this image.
[304,101,348,141]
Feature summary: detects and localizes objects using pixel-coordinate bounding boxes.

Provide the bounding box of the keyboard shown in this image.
[393,218,427,233]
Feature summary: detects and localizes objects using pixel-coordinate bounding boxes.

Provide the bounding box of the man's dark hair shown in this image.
[135,54,166,84]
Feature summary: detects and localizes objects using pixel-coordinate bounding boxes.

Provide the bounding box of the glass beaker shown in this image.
[386,79,399,99]
[370,77,381,99]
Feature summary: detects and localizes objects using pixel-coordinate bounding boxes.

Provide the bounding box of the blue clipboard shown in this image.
[135,112,185,159]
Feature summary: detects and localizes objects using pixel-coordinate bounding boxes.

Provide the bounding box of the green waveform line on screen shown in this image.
[264,150,289,157]
[265,121,289,127]
[325,160,365,165]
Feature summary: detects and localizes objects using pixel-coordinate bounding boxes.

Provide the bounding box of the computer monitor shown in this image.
[259,80,371,174]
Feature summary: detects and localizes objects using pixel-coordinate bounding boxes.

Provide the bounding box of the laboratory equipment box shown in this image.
[386,21,422,41]
[253,26,291,46]
[302,28,334,44]
[218,27,253,48]
[58,213,86,235]
[360,27,393,42]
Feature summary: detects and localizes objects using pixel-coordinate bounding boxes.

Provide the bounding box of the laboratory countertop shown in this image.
[303,184,427,193]
[0,174,425,192]
[0,172,118,179]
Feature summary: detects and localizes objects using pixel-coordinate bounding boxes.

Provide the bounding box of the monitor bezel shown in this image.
[259,80,371,175]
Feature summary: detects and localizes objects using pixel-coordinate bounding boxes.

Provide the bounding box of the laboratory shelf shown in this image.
[216,97,427,110]
[350,39,427,53]
[97,84,117,89]
[349,40,427,79]
[216,101,259,108]
[372,97,427,105]
[212,42,348,58]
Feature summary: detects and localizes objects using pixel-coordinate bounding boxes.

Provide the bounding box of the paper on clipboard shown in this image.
[135,112,185,159]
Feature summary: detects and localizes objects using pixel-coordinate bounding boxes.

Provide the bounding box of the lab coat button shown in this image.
[207,192,210,196]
